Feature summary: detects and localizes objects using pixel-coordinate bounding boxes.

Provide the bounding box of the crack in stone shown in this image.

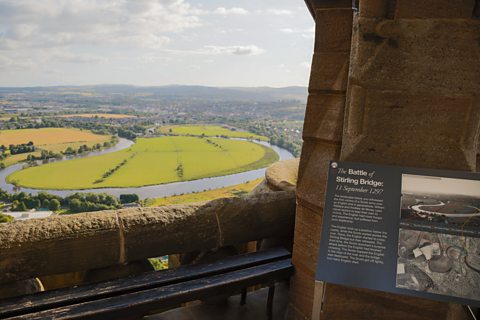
[115,212,126,264]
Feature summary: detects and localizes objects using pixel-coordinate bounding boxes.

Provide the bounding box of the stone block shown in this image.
[309,52,350,93]
[395,0,475,19]
[342,86,479,170]
[351,19,480,93]
[303,93,345,143]
[309,0,352,10]
[0,211,120,283]
[120,205,219,261]
[297,140,340,209]
[314,8,353,52]
[291,205,322,274]
[359,0,389,18]
[288,267,316,319]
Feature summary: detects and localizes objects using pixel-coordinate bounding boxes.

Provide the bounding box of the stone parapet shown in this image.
[0,191,295,285]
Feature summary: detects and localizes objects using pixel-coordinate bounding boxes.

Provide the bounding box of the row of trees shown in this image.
[0,190,62,211]
[0,189,140,214]
[0,142,35,155]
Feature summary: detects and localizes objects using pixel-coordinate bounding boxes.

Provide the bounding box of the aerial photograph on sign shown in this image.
[396,229,480,301]
[400,174,480,229]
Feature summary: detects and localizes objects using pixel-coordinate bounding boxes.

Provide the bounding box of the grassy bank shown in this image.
[147,178,263,206]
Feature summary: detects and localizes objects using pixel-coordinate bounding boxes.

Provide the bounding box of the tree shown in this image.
[11,200,27,211]
[69,199,82,212]
[49,199,61,211]
[0,213,14,223]
[120,194,139,204]
[42,199,50,209]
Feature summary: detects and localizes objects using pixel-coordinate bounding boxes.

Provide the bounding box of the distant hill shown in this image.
[0,85,308,102]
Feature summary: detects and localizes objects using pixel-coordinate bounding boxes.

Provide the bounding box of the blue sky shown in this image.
[0,0,314,87]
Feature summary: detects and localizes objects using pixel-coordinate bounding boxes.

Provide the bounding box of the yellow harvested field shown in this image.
[0,128,110,147]
[58,113,135,119]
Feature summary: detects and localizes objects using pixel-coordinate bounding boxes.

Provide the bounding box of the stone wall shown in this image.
[289,0,480,319]
[0,190,296,297]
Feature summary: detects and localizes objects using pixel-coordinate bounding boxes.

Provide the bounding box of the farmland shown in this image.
[0,128,111,166]
[58,113,136,119]
[147,178,263,206]
[158,125,268,141]
[0,128,110,146]
[7,136,278,190]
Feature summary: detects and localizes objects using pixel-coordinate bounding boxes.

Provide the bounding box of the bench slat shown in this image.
[0,248,290,318]
[10,259,293,320]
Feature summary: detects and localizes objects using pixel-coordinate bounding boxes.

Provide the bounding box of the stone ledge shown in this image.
[265,158,299,193]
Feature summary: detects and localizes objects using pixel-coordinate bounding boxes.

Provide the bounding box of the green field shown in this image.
[8,136,278,189]
[158,125,268,141]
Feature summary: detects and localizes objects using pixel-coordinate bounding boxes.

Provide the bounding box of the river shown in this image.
[0,138,294,199]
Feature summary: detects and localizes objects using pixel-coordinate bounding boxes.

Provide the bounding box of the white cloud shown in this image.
[267,9,293,16]
[53,52,108,64]
[202,45,264,56]
[213,7,248,15]
[280,27,314,37]
[0,0,202,52]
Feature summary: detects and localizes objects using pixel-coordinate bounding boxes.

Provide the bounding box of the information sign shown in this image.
[317,161,480,307]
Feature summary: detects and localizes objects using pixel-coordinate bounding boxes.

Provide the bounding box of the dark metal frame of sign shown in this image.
[316,161,480,308]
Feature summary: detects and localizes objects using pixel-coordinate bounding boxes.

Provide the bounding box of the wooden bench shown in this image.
[0,248,293,320]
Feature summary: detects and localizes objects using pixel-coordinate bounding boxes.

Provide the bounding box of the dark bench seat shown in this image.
[0,248,293,320]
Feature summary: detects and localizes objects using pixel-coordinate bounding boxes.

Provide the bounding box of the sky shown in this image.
[0,0,314,88]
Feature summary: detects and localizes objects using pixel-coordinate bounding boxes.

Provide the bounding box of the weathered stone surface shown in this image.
[359,0,389,18]
[39,272,85,291]
[0,192,295,284]
[288,266,316,319]
[265,158,299,192]
[308,0,352,11]
[291,205,322,274]
[303,94,345,143]
[118,204,218,262]
[296,140,340,210]
[217,192,296,246]
[309,52,350,93]
[342,86,478,170]
[0,211,120,284]
[314,8,353,52]
[342,18,480,171]
[291,2,479,320]
[395,0,475,19]
[0,278,43,299]
[349,19,480,93]
[288,205,324,319]
[329,12,478,320]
